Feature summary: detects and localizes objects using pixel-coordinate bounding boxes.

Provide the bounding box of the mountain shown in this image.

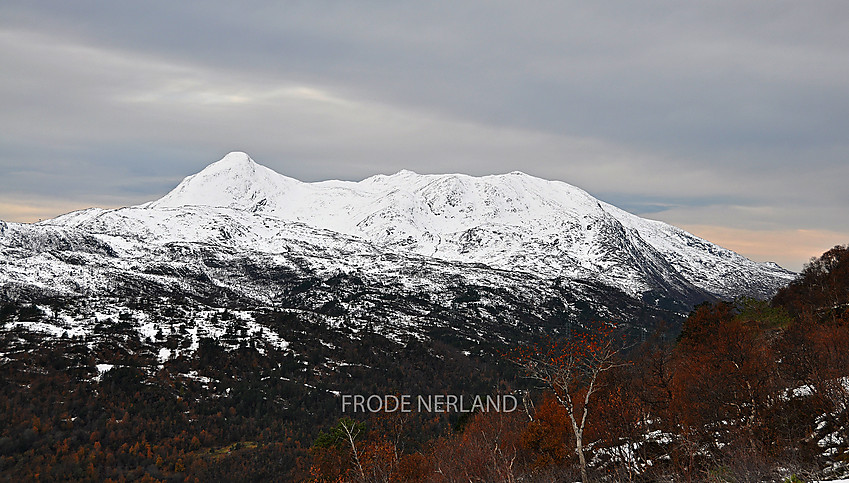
[1,151,792,308]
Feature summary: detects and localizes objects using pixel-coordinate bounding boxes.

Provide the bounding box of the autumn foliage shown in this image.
[298,245,849,482]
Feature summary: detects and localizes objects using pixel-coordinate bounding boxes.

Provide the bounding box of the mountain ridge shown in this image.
[2,151,793,310]
[135,152,794,300]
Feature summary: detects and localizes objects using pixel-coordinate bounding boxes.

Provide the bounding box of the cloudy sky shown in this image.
[1,1,847,271]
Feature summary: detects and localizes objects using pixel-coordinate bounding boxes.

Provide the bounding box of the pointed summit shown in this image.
[149,152,300,211]
[222,151,252,162]
[190,151,260,180]
[211,151,256,168]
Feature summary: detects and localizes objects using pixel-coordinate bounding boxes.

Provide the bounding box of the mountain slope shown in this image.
[600,202,794,299]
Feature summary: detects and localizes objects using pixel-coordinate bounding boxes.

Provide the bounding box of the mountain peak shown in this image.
[148,152,298,210]
[199,151,258,176]
[214,151,255,167]
[392,169,419,176]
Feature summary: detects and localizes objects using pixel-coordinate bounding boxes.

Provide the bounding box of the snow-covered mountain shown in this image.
[139,152,795,296]
[1,151,792,308]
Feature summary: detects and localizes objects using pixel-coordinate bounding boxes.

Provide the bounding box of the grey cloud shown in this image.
[0,1,847,270]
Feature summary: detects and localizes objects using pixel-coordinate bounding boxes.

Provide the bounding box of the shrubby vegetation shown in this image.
[308,245,849,482]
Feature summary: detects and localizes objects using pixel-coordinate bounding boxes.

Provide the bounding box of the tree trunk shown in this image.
[576,433,589,483]
[568,404,590,483]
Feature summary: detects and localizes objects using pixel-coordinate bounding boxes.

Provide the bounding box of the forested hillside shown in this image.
[1,246,847,481]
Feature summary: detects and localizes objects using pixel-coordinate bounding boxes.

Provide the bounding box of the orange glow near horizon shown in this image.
[0,200,115,224]
[680,224,849,273]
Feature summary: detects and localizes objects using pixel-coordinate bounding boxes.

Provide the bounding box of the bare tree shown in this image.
[339,418,366,481]
[512,324,627,483]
